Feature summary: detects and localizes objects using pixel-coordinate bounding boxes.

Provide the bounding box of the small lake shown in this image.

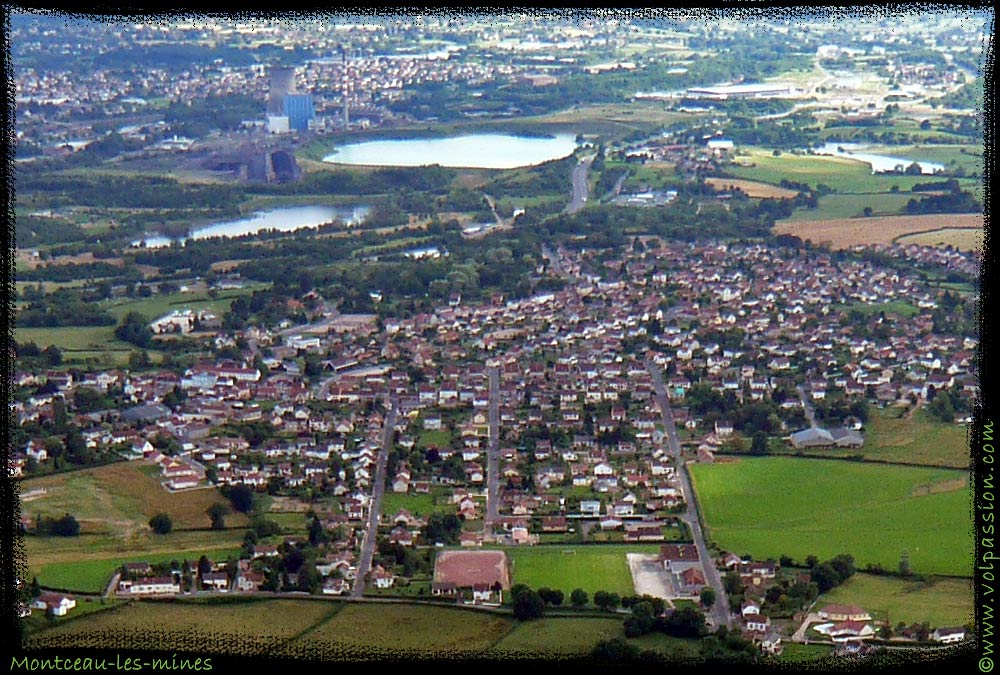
[322,133,579,169]
[813,142,945,175]
[133,205,369,248]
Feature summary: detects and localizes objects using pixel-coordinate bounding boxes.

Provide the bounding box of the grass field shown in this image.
[773,213,984,249]
[785,192,918,221]
[380,490,449,518]
[27,541,244,593]
[418,429,453,448]
[490,617,624,655]
[840,407,971,468]
[837,299,921,319]
[772,642,834,662]
[818,573,972,627]
[501,544,664,597]
[895,228,984,251]
[689,458,971,576]
[728,148,960,194]
[21,462,247,534]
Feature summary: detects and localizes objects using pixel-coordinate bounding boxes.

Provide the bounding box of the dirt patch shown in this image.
[775,213,984,250]
[912,477,968,497]
[627,553,673,599]
[433,550,510,589]
[705,178,799,199]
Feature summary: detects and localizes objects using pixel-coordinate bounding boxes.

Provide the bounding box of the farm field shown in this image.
[23,599,337,653]
[821,407,971,468]
[703,177,799,199]
[689,458,971,576]
[21,462,246,533]
[772,642,834,663]
[818,573,972,627]
[501,544,664,597]
[784,192,917,221]
[284,603,511,657]
[727,147,976,194]
[489,617,622,655]
[895,228,984,251]
[773,212,984,249]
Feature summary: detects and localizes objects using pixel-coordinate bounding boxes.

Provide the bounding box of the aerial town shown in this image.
[8,8,987,669]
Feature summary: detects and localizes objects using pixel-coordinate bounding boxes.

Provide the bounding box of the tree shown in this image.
[624,601,656,637]
[513,589,545,621]
[226,484,255,513]
[207,503,230,529]
[49,514,80,537]
[929,390,955,423]
[750,431,769,456]
[571,588,589,607]
[660,605,707,638]
[149,513,173,535]
[811,563,840,593]
[309,516,328,546]
[700,587,717,609]
[594,590,610,610]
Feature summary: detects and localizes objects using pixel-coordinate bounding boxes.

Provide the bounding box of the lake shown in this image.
[813,142,945,175]
[322,133,579,169]
[133,205,369,248]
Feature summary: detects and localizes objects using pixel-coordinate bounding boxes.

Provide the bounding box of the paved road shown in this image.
[796,385,818,427]
[485,365,501,534]
[351,397,398,597]
[646,358,733,630]
[565,156,593,214]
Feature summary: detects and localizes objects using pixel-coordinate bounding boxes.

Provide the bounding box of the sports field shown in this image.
[689,458,971,576]
[503,544,664,596]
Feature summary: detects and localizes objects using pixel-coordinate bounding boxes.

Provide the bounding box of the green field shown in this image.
[772,642,834,662]
[380,490,449,519]
[818,573,972,628]
[848,407,971,468]
[500,544,664,597]
[689,458,971,576]
[27,543,244,593]
[490,616,625,655]
[728,147,978,195]
[417,429,453,448]
[785,192,918,221]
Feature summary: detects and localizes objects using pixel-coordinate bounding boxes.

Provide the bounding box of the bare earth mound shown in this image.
[775,212,984,249]
[434,550,510,589]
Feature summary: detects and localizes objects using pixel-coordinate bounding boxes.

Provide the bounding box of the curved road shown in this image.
[646,358,733,630]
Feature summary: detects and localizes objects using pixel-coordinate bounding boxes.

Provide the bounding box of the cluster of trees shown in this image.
[18,172,243,211]
[903,190,982,215]
[114,312,154,348]
[33,513,80,537]
[421,513,463,545]
[14,216,88,248]
[17,288,117,327]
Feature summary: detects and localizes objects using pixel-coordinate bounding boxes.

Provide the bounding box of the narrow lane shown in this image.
[646,358,733,629]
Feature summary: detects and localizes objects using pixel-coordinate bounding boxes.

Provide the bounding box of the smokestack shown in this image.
[342,48,349,129]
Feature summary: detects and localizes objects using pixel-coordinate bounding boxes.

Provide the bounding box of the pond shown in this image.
[813,142,945,175]
[322,133,579,169]
[132,205,369,248]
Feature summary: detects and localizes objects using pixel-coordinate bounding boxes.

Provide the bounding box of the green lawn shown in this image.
[499,544,664,597]
[380,490,449,519]
[689,458,971,576]
[417,429,453,448]
[785,192,918,221]
[818,573,973,628]
[772,642,834,662]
